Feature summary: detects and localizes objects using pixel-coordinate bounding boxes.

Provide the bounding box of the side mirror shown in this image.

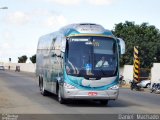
[117,38,125,55]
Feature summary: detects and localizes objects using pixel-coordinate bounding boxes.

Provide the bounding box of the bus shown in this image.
[36,23,125,105]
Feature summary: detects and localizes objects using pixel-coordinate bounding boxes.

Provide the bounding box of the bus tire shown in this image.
[100,100,108,105]
[40,77,48,96]
[58,85,65,104]
[39,76,41,87]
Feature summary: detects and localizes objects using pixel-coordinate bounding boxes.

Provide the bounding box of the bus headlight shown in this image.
[64,83,75,89]
[109,85,119,90]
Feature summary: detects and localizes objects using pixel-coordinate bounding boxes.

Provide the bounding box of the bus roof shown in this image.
[59,23,114,37]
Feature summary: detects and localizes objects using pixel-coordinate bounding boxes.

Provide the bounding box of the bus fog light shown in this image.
[109,85,119,90]
[64,83,75,89]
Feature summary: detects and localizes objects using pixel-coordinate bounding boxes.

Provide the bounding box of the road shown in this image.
[0,70,160,119]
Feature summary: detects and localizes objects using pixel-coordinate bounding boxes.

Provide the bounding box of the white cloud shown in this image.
[16,0,115,6]
[16,0,81,5]
[47,0,115,6]
[31,9,53,16]
[44,15,68,29]
[87,0,114,5]
[26,9,68,29]
[4,9,68,29]
[0,42,35,63]
[57,15,68,25]
[1,9,68,62]
[3,31,13,41]
[0,31,15,62]
[0,42,12,59]
[6,11,30,25]
[1,43,11,49]
[47,0,81,5]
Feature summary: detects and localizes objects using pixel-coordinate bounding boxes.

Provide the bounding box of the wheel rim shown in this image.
[40,83,42,91]
[58,89,61,102]
[40,82,44,94]
[42,85,44,93]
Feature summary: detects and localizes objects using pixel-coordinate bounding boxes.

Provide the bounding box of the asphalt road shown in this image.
[0,70,160,119]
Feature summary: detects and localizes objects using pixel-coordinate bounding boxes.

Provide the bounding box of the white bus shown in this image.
[36,23,125,105]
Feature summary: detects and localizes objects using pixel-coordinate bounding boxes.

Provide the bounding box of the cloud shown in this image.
[28,9,68,29]
[1,43,11,49]
[0,42,12,59]
[17,0,115,6]
[0,42,35,63]
[0,31,15,62]
[31,9,54,16]
[46,0,81,5]
[4,9,68,29]
[46,0,115,6]
[3,31,13,41]
[5,11,30,25]
[16,0,115,6]
[16,0,81,5]
[87,0,114,5]
[44,15,67,29]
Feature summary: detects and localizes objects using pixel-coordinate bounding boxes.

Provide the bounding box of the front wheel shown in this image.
[58,86,65,104]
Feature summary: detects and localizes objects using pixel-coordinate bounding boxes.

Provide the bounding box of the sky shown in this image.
[0,0,160,63]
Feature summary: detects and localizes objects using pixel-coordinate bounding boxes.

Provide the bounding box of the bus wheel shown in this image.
[40,78,48,96]
[100,100,108,105]
[58,86,65,104]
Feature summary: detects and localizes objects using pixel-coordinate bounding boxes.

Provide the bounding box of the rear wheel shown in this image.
[39,77,48,96]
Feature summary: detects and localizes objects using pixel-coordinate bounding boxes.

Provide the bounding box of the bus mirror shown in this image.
[117,38,125,55]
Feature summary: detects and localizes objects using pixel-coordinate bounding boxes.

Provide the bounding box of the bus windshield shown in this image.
[65,36,118,78]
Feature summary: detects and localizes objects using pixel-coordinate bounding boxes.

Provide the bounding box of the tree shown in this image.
[30,54,36,63]
[18,55,28,63]
[113,21,160,68]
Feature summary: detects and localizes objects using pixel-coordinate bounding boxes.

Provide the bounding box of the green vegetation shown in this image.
[18,55,28,63]
[30,54,36,64]
[113,21,160,68]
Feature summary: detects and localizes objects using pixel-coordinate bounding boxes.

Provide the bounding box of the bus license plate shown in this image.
[88,92,97,96]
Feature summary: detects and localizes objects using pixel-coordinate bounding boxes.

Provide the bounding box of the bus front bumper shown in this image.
[61,87,119,100]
